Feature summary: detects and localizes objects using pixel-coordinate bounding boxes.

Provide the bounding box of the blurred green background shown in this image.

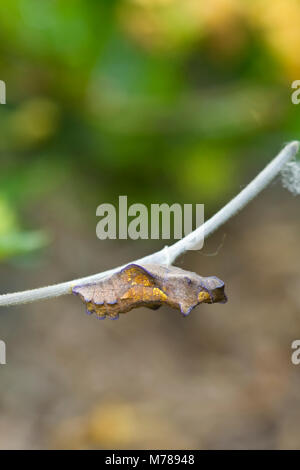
[1,0,300,259]
[1,0,300,450]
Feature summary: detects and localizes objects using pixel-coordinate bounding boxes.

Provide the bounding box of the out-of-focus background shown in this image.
[0,0,300,450]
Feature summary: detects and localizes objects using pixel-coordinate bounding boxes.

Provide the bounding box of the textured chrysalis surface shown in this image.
[72,263,227,320]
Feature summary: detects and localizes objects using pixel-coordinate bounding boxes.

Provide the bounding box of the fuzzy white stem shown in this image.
[0,141,298,307]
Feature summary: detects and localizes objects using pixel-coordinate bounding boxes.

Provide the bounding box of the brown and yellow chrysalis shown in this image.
[72,264,227,320]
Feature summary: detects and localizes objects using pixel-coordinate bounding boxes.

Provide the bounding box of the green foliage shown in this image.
[0,198,48,260]
[0,0,299,260]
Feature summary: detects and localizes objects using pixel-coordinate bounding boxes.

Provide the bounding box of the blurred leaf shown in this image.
[0,230,49,261]
[0,198,17,235]
[0,197,49,261]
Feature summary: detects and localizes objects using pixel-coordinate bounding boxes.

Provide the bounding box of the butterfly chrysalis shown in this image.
[72,263,227,320]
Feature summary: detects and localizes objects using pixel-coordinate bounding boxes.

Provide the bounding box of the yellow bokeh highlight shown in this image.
[121,0,300,78]
[249,0,300,78]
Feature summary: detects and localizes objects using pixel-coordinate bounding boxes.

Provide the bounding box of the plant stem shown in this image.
[0,141,298,307]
